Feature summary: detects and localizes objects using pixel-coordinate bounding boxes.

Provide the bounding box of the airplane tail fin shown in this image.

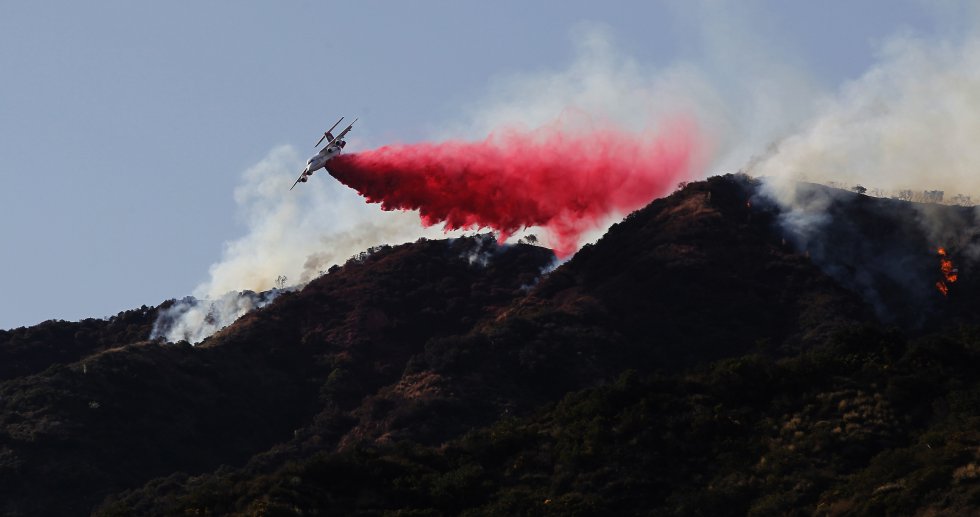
[315,117,345,147]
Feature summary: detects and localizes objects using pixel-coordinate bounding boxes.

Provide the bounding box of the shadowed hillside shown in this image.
[4,175,980,515]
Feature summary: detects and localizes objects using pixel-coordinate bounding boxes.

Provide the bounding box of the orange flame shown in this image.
[936,247,959,296]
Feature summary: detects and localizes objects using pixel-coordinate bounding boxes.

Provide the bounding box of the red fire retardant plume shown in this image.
[327,121,701,257]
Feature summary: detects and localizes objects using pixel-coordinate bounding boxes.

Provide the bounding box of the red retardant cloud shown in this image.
[327,120,702,257]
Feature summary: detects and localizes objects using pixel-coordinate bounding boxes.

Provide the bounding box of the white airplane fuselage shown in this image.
[291,117,356,190]
[305,143,343,176]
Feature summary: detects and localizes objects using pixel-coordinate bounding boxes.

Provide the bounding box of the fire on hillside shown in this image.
[936,247,959,296]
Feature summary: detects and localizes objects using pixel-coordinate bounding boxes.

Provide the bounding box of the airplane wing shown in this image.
[289,170,307,191]
[315,117,345,148]
[329,118,358,145]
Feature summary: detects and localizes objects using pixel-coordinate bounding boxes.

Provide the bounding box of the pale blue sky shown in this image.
[0,1,959,328]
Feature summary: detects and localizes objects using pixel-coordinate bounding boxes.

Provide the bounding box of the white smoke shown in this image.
[203,146,459,294]
[753,29,980,201]
[744,17,980,297]
[467,11,980,207]
[153,18,826,343]
[152,146,465,344]
[447,19,827,252]
[456,17,824,176]
[150,290,281,344]
[725,12,980,321]
[736,1,980,193]
[157,10,980,343]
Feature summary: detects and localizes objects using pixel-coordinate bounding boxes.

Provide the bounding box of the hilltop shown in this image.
[3,175,980,515]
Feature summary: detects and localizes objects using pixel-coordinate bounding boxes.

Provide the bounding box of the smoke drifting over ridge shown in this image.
[754,29,980,200]
[750,26,980,269]
[151,28,730,343]
[152,147,470,343]
[153,14,980,343]
[741,18,980,324]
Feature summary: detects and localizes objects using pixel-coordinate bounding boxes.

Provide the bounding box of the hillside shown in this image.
[3,174,980,515]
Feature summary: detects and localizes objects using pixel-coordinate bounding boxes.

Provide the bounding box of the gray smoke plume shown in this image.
[747,21,980,322]
[154,12,980,342]
[152,25,762,344]
[150,290,282,344]
[150,146,468,344]
[754,28,980,200]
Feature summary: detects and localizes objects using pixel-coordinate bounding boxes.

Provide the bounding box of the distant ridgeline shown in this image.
[823,180,974,205]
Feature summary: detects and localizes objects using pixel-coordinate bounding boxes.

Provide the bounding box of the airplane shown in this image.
[290,116,357,190]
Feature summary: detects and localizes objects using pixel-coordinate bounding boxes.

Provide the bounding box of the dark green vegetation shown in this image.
[3,175,980,515]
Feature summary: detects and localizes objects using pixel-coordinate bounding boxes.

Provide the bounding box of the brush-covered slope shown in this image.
[0,238,554,516]
[3,174,980,515]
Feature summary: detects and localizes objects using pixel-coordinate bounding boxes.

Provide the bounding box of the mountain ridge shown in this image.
[4,174,980,515]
